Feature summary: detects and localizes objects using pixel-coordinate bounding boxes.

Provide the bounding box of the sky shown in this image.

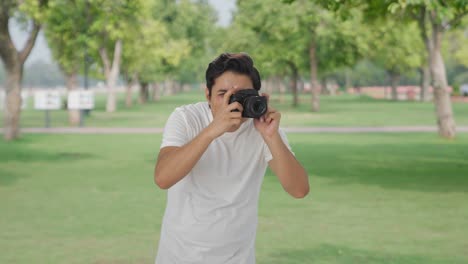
[9,0,236,66]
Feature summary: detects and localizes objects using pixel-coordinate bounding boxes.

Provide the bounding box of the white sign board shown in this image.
[34,90,62,110]
[68,90,94,110]
[21,91,28,109]
[0,90,28,110]
[461,84,468,96]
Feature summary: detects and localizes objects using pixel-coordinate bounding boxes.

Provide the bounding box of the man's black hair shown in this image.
[205,53,261,96]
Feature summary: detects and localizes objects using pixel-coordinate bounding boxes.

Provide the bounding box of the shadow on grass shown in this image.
[0,168,24,186]
[0,139,96,186]
[262,244,461,264]
[293,140,468,193]
[0,147,95,163]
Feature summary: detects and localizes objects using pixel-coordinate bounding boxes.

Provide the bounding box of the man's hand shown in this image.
[254,93,281,140]
[206,88,244,139]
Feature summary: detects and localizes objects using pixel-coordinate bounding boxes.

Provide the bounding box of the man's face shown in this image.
[206,71,254,132]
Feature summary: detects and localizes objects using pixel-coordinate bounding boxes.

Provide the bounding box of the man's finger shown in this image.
[227,102,243,113]
[261,92,270,103]
[229,111,243,119]
[266,112,273,123]
[223,87,239,106]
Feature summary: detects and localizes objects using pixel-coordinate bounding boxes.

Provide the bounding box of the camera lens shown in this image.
[244,97,267,118]
[252,100,266,114]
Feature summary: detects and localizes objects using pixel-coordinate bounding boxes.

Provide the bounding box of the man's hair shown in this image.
[205,53,261,96]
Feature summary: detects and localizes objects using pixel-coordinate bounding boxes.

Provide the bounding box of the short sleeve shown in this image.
[160,108,189,149]
[263,128,295,163]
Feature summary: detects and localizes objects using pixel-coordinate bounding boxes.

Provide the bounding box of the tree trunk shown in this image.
[174,82,181,94]
[125,73,138,108]
[345,68,352,93]
[291,73,298,107]
[0,1,45,141]
[321,77,328,95]
[329,79,337,96]
[419,64,431,101]
[3,65,22,140]
[139,82,149,104]
[164,79,173,95]
[65,72,80,126]
[271,76,279,95]
[288,62,299,107]
[106,80,117,112]
[262,79,269,95]
[430,35,456,138]
[417,8,432,102]
[125,82,133,108]
[428,19,456,138]
[279,77,286,103]
[99,39,122,113]
[0,13,41,140]
[418,9,455,138]
[152,82,161,102]
[389,72,400,101]
[309,41,320,112]
[298,78,304,94]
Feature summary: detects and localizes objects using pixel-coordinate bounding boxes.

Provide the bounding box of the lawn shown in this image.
[1,133,467,263]
[4,90,468,128]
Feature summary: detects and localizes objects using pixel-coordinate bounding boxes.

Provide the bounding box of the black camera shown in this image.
[228,89,267,118]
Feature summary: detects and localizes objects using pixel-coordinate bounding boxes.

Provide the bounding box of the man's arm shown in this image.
[154,128,216,189]
[154,89,243,189]
[265,132,309,198]
[254,96,309,198]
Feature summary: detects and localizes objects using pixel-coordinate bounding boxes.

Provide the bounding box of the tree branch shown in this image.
[417,6,429,44]
[18,0,49,63]
[99,47,111,79]
[19,21,41,64]
[0,1,17,66]
[447,8,468,29]
[111,39,122,73]
[429,10,444,50]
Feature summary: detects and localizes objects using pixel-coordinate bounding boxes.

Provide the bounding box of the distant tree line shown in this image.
[2,56,466,90]
[1,0,467,140]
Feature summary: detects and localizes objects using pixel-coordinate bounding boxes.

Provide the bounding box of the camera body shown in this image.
[228,89,267,118]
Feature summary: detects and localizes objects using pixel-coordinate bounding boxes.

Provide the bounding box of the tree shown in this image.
[445,23,468,69]
[225,0,307,107]
[316,0,468,138]
[154,0,219,89]
[232,0,366,110]
[406,3,463,138]
[443,23,468,91]
[368,20,422,100]
[45,0,88,125]
[86,0,142,113]
[121,15,190,105]
[0,0,48,140]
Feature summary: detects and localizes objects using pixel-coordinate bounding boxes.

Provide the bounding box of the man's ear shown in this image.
[205,87,210,102]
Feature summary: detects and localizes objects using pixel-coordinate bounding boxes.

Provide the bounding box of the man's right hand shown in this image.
[206,87,244,139]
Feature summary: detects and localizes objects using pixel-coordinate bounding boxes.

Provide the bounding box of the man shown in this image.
[154,53,309,263]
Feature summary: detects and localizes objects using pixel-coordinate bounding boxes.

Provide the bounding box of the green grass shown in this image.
[1,133,468,263]
[5,91,468,128]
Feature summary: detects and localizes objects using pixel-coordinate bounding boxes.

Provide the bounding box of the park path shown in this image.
[3,126,468,134]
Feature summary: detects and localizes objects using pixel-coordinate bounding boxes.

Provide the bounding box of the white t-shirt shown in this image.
[155,102,292,264]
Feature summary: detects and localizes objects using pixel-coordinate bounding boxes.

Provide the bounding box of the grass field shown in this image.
[1,133,467,263]
[4,91,468,128]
